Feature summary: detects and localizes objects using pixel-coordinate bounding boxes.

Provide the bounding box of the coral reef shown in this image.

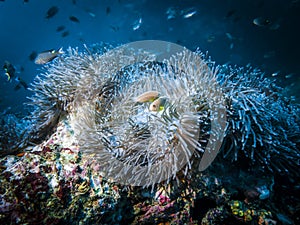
[0,117,283,224]
[0,119,120,224]
[2,41,299,180]
[0,114,30,156]
[0,41,299,224]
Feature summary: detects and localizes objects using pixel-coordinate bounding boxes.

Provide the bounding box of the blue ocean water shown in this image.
[0,0,299,115]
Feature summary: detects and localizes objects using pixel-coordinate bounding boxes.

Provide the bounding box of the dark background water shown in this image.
[0,0,299,115]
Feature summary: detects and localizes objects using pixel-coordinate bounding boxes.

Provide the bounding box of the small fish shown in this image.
[28,51,37,61]
[16,152,26,157]
[2,61,27,90]
[69,16,80,23]
[181,7,197,19]
[176,39,183,45]
[87,11,96,18]
[79,37,85,43]
[271,71,280,77]
[207,34,215,43]
[269,22,280,30]
[14,77,28,90]
[183,10,197,19]
[23,0,29,3]
[61,31,70,37]
[110,25,119,32]
[20,66,24,73]
[225,32,234,40]
[14,83,22,91]
[56,25,65,32]
[149,97,167,112]
[106,6,111,15]
[3,61,16,81]
[46,6,59,19]
[132,17,142,31]
[253,17,271,27]
[285,73,294,79]
[34,48,64,64]
[166,7,177,20]
[135,91,159,103]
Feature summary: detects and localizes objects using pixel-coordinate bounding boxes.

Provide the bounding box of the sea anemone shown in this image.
[2,40,299,187]
[74,61,224,188]
[26,43,123,143]
[26,47,88,143]
[73,43,227,188]
[217,64,300,176]
[72,42,299,186]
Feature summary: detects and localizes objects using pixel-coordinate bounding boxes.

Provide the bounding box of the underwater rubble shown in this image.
[0,41,299,224]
